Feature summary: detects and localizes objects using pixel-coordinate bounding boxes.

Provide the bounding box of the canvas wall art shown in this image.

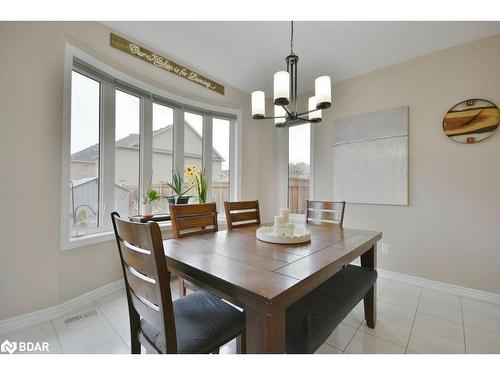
[332,106,409,206]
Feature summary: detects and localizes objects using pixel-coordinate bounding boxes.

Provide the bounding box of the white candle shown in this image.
[274,215,285,226]
[279,208,290,223]
[284,223,295,236]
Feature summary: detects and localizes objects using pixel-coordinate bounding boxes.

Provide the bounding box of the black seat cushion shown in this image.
[285,265,377,354]
[141,290,244,353]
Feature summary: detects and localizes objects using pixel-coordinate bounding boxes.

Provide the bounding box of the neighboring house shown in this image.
[71,121,225,184]
[70,121,226,218]
[71,177,130,228]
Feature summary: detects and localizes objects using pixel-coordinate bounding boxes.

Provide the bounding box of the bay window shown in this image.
[62,52,239,249]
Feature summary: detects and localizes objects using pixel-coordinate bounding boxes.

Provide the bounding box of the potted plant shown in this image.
[142,188,162,217]
[185,164,208,204]
[166,170,192,204]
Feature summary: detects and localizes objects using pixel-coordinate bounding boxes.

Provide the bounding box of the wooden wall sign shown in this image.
[110,33,225,95]
[442,99,499,144]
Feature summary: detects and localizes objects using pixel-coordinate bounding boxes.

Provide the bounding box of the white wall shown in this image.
[0,22,260,320]
[312,34,500,293]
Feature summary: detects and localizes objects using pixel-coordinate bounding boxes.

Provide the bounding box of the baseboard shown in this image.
[378,269,500,305]
[2,269,500,336]
[0,279,125,336]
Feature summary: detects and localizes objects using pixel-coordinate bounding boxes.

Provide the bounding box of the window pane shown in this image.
[115,90,140,217]
[212,118,230,217]
[184,112,203,203]
[152,103,174,213]
[70,71,100,235]
[288,123,310,214]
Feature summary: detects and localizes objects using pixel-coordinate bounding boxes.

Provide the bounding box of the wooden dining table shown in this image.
[162,222,382,353]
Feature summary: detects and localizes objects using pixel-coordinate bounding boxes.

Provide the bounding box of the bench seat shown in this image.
[285,265,377,353]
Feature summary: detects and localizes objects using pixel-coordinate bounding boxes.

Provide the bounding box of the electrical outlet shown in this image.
[381,243,390,255]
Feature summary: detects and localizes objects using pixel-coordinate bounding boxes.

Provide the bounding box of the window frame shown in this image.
[61,44,242,251]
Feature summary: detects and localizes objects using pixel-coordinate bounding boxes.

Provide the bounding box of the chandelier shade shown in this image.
[274,105,286,126]
[315,76,332,109]
[274,71,290,106]
[251,91,266,118]
[308,96,322,122]
[251,21,332,128]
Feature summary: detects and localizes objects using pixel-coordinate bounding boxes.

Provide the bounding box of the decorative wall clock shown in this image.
[442,99,499,144]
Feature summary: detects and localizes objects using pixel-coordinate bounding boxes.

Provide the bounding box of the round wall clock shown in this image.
[442,99,499,144]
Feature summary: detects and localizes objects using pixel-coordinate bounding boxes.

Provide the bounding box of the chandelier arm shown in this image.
[296,108,319,117]
[296,115,321,124]
[281,104,292,117]
[256,115,286,120]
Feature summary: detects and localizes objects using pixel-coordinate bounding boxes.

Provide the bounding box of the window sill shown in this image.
[61,219,227,251]
[61,221,174,251]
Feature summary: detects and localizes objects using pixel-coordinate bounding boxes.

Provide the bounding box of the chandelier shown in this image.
[251,21,332,128]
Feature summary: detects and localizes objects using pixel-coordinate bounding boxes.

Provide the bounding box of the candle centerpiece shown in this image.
[256,208,311,244]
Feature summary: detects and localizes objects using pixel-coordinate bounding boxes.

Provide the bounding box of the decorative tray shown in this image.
[256,226,311,244]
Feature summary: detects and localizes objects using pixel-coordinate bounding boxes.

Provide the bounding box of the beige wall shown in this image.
[312,35,500,293]
[0,22,260,320]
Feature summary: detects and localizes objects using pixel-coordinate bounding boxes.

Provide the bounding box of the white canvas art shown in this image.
[332,106,408,205]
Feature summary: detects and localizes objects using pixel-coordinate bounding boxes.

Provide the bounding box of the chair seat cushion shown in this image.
[141,290,244,353]
[285,265,377,354]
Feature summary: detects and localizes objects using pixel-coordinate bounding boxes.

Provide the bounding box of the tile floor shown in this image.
[2,278,500,354]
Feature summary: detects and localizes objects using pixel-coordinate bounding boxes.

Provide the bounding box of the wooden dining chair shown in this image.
[169,202,218,238]
[111,212,245,354]
[224,200,261,230]
[169,203,218,296]
[305,200,346,228]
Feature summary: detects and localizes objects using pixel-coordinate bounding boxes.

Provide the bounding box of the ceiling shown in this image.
[103,21,500,96]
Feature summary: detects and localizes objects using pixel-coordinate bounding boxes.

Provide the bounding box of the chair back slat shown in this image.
[170,203,218,238]
[111,212,177,353]
[129,289,162,328]
[226,200,259,210]
[175,214,216,230]
[306,200,346,227]
[120,241,156,277]
[224,200,261,230]
[124,265,158,306]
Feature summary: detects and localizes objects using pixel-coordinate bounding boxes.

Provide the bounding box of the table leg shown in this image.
[361,244,377,328]
[245,304,286,353]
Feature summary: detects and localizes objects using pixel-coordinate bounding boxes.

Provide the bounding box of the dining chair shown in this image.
[169,202,218,238]
[305,200,346,228]
[169,202,218,296]
[224,200,261,230]
[111,212,245,354]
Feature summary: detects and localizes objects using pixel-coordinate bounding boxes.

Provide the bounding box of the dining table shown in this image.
[162,222,382,353]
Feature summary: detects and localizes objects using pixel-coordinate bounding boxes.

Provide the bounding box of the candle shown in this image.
[283,223,295,236]
[274,215,285,226]
[279,208,290,223]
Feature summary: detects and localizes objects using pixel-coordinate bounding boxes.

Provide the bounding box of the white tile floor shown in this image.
[2,278,500,354]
